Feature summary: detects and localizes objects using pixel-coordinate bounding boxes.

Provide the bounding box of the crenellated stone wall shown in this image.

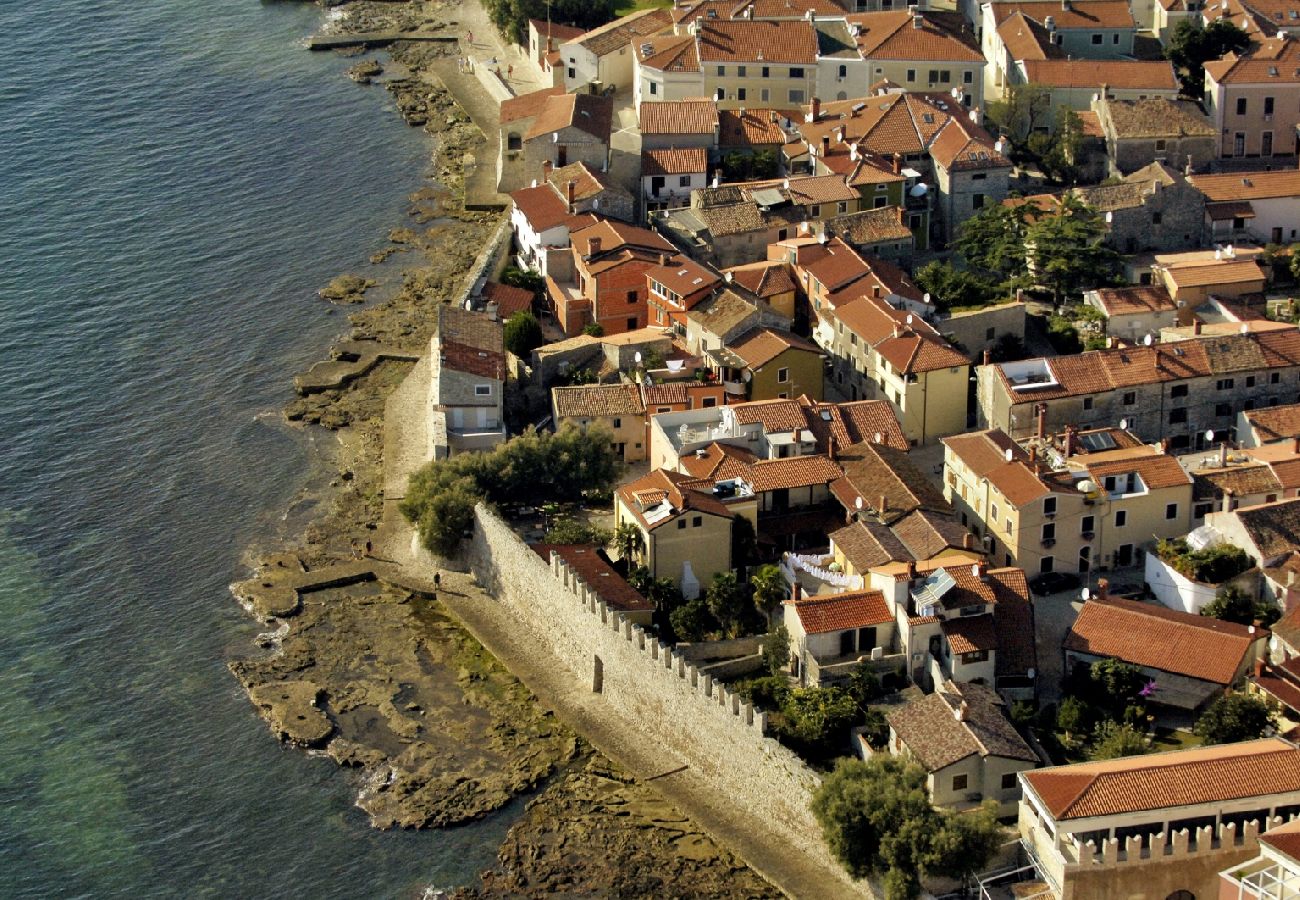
[465,504,826,842]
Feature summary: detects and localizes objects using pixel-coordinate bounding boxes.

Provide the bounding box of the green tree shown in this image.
[985,82,1053,146]
[1027,196,1120,305]
[704,571,748,638]
[1055,695,1094,740]
[500,265,544,295]
[859,707,890,750]
[956,202,1034,285]
[1028,107,1084,184]
[760,625,791,675]
[781,686,858,753]
[731,514,758,573]
[543,517,611,545]
[669,594,715,642]
[1165,19,1251,97]
[1195,692,1277,744]
[1089,721,1149,760]
[1202,585,1281,627]
[1090,658,1146,707]
[811,757,1003,895]
[1289,244,1300,283]
[582,322,604,337]
[503,310,544,358]
[846,663,884,712]
[1046,314,1083,354]
[612,521,644,562]
[913,260,1000,313]
[482,0,618,45]
[750,564,787,624]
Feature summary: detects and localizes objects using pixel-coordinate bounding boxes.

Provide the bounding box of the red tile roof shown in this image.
[531,543,653,612]
[480,281,534,320]
[718,108,788,147]
[695,19,819,63]
[1064,597,1263,685]
[1022,739,1300,822]
[730,398,810,431]
[438,306,505,380]
[616,468,734,531]
[525,92,614,142]
[573,8,673,57]
[991,0,1136,28]
[745,454,844,492]
[552,383,646,419]
[848,10,985,62]
[726,326,822,369]
[635,33,701,72]
[1089,284,1176,317]
[1190,169,1300,202]
[1020,59,1177,91]
[500,86,568,124]
[788,589,892,634]
[642,146,708,177]
[1205,35,1300,84]
[639,99,720,135]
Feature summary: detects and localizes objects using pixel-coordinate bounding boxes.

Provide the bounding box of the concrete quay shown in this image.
[293,340,420,395]
[306,30,456,51]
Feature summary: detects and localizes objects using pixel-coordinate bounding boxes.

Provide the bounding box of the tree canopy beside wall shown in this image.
[1165,19,1250,97]
[400,425,623,556]
[483,0,619,46]
[811,756,1004,898]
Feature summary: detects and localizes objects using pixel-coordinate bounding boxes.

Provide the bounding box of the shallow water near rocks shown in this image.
[0,0,514,896]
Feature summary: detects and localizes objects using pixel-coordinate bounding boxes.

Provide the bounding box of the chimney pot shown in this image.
[792,581,803,604]
[543,160,553,179]
[1097,578,1109,600]
[892,152,902,175]
[878,494,888,518]
[956,700,969,721]
[1193,319,1203,335]
[588,235,603,256]
[906,559,917,581]
[982,349,992,366]
[811,96,821,121]
[566,179,577,211]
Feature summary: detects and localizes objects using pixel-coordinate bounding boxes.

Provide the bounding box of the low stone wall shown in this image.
[676,634,763,663]
[454,218,512,310]
[466,505,826,842]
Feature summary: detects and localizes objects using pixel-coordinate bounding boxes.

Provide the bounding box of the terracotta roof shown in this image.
[833,294,968,374]
[438,306,505,380]
[674,0,845,22]
[992,576,1037,678]
[943,428,1027,475]
[695,19,819,63]
[788,589,892,634]
[572,7,673,57]
[552,383,645,419]
[1021,59,1177,91]
[635,33,701,72]
[731,398,810,431]
[1082,452,1192,491]
[1190,169,1300,202]
[1089,285,1176,317]
[746,454,843,492]
[996,11,1063,61]
[685,287,758,337]
[831,520,914,570]
[500,85,567,124]
[848,10,984,62]
[1022,738,1300,822]
[891,508,972,559]
[480,281,534,320]
[831,440,952,522]
[1163,258,1266,289]
[531,544,653,612]
[942,614,998,654]
[547,161,629,203]
[888,681,1037,772]
[647,255,721,300]
[1205,35,1300,84]
[1245,403,1300,442]
[639,99,719,135]
[642,146,708,178]
[991,0,1136,29]
[725,326,822,369]
[693,201,771,237]
[1099,97,1214,139]
[725,261,796,299]
[928,119,1012,172]
[1260,818,1300,863]
[1064,597,1263,685]
[785,174,861,205]
[1194,464,1282,499]
[1232,497,1300,560]
[616,468,734,531]
[571,219,675,256]
[803,397,908,452]
[525,92,614,142]
[511,182,573,233]
[676,440,757,478]
[718,108,787,147]
[829,207,913,245]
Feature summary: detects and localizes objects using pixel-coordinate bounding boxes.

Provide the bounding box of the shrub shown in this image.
[1195,692,1276,744]
[760,626,791,675]
[1088,721,1149,760]
[582,322,604,337]
[1201,585,1280,627]
[1156,538,1252,584]
[780,685,858,752]
[503,310,544,358]
[543,516,611,545]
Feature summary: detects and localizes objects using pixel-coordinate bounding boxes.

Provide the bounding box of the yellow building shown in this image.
[614,469,745,594]
[551,383,648,464]
[942,427,1194,577]
[709,326,824,403]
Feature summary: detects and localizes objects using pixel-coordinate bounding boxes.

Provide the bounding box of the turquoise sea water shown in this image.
[0,1,511,896]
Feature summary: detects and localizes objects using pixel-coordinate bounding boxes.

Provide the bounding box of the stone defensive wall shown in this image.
[466,505,827,844]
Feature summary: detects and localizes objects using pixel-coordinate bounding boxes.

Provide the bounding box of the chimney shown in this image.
[892,153,902,175]
[588,236,602,256]
[850,142,860,161]
[1193,319,1203,335]
[1293,435,1300,455]
[659,252,670,267]
[1097,577,1109,600]
[975,560,988,580]
[1064,425,1076,458]
[955,700,970,722]
[906,559,918,582]
[1061,0,1071,9]
[1220,440,1230,468]
[542,160,553,180]
[1255,657,1266,679]
[1223,488,1234,513]
[1029,445,1038,463]
[821,134,830,157]
[982,349,992,366]
[792,581,803,604]
[1036,403,1047,440]
[1159,436,1170,454]
[566,179,577,211]
[811,96,821,121]
[963,531,977,550]
[878,494,888,518]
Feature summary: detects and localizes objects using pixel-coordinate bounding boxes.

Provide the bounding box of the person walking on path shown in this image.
[466,30,473,46]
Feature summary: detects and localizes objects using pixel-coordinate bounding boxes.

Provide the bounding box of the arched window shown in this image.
[836,91,848,101]
[1165,891,1195,900]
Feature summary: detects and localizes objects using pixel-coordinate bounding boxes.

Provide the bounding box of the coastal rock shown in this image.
[347,59,383,84]
[319,273,375,304]
[249,681,334,747]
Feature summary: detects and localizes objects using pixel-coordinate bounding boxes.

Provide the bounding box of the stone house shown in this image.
[634,34,706,109]
[498,85,567,192]
[1204,35,1300,162]
[975,329,1300,452]
[1206,496,1300,568]
[934,301,1027,361]
[559,7,673,93]
[428,306,507,459]
[1073,161,1206,254]
[1019,739,1300,900]
[824,206,915,266]
[784,587,896,685]
[550,382,648,463]
[522,92,613,177]
[928,120,1013,245]
[886,680,1038,815]
[1090,96,1215,177]
[979,0,1138,73]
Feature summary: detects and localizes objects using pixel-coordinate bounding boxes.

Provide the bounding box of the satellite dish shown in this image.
[1142,333,1153,346]
[1119,417,1130,430]
[1205,429,1216,443]
[923,292,931,304]
[909,183,928,197]
[634,351,642,364]
[1081,587,1092,601]
[743,370,752,382]
[905,314,914,326]
[855,496,864,510]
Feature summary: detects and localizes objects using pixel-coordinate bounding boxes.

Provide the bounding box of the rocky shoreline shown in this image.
[229,1,780,895]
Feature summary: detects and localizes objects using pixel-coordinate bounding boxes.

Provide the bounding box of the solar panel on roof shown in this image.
[1078,431,1118,452]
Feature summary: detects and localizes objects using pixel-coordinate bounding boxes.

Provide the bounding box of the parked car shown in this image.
[1029,571,1082,596]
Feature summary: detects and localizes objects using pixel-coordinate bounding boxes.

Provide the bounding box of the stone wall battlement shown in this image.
[1068,815,1299,871]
